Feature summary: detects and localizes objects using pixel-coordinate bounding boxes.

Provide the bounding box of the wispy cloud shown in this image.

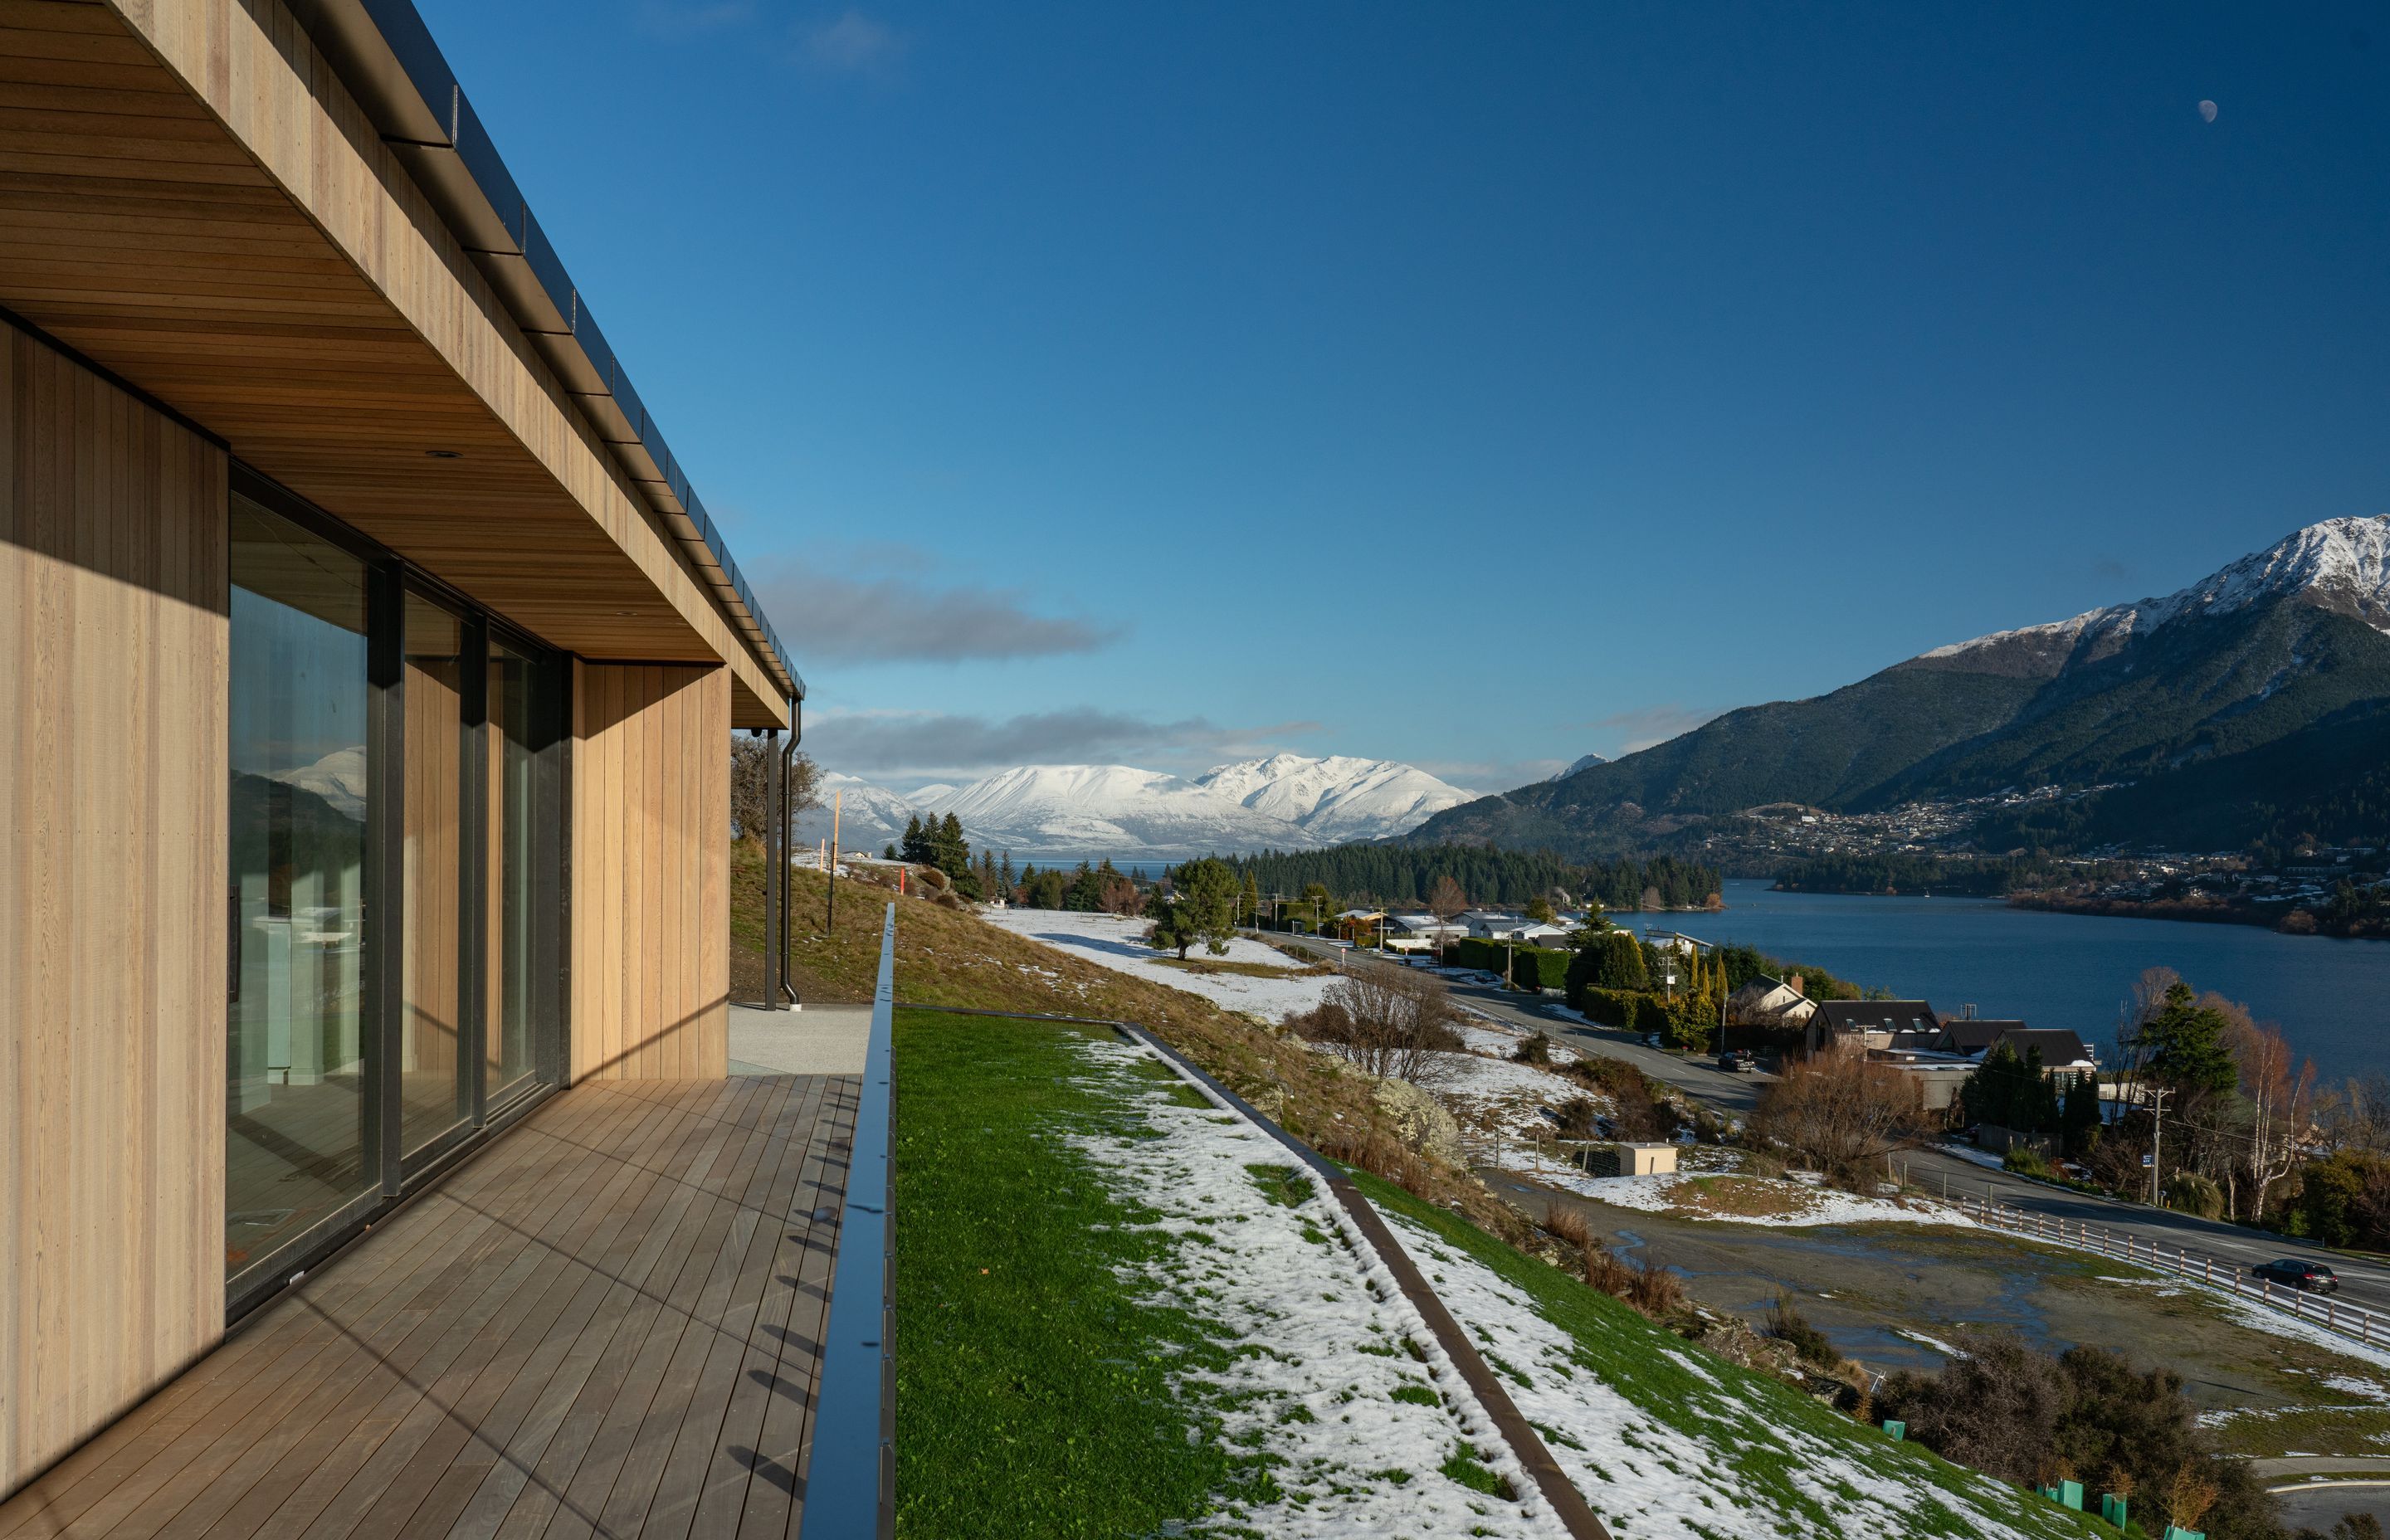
[799,9,907,73]
[757,566,1120,664]
[803,707,1318,780]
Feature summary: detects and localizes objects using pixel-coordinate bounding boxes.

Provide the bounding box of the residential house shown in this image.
[1726,975,1817,1029]
[1807,999,1941,1055]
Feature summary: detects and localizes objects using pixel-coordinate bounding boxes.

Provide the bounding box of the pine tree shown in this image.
[900,814,930,865]
[999,850,1014,891]
[1239,871,1261,927]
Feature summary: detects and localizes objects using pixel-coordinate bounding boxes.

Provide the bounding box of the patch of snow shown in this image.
[2324,1374,2390,1402]
[1551,1170,1978,1230]
[1921,514,2390,663]
[1064,1033,1568,1538]
[982,907,1336,1021]
[1378,1208,2061,1538]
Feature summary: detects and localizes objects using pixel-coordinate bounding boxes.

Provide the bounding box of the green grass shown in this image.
[893,1008,1273,1538]
[1349,1168,2110,1539]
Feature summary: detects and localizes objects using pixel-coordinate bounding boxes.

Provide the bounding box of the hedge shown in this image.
[1574,987,1682,1035]
[1441,938,1569,991]
[1510,946,1569,992]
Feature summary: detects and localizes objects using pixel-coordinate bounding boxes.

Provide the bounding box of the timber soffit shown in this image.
[282,0,805,704]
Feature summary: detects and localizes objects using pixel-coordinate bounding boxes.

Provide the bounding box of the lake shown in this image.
[1678,880,2390,1085]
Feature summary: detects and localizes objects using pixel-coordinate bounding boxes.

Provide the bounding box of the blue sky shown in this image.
[422,2,2390,792]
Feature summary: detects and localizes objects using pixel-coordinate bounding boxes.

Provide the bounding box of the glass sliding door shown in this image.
[225,468,567,1300]
[227,496,376,1284]
[400,592,471,1158]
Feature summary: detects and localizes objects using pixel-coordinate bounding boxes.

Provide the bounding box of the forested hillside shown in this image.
[1227,845,1720,909]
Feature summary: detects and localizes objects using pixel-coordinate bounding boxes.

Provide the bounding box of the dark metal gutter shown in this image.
[281,0,804,702]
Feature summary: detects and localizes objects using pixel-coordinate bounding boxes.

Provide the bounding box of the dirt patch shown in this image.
[1503,1177,2390,1460]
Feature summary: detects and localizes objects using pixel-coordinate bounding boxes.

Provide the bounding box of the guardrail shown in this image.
[802,903,897,1538]
[1966,1196,2390,1351]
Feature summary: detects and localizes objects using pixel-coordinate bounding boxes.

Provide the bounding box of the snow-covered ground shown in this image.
[1566,1169,1978,1229]
[982,907,1336,1021]
[1067,1031,1568,1538]
[1382,1211,2065,1539]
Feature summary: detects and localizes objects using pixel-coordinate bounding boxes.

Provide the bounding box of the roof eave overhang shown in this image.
[283,0,803,704]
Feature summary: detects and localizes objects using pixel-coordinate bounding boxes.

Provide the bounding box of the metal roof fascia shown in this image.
[279,0,801,699]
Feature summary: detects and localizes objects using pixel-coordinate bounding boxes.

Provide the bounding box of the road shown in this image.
[1268,932,2390,1315]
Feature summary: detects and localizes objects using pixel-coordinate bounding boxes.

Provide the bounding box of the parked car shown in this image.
[2253,1258,2339,1294]
[1716,1050,1755,1073]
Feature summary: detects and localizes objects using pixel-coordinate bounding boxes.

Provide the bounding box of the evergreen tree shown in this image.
[1149,856,1240,959]
[2140,983,2239,1097]
[900,814,931,865]
[1063,860,1105,912]
[883,842,897,860]
[930,812,971,878]
[1239,871,1261,927]
[999,850,1014,891]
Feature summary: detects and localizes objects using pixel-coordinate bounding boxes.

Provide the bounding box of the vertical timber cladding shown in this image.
[568,661,731,1080]
[0,324,230,1496]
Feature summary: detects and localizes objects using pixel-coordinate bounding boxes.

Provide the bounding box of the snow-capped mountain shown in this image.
[803,754,1473,860]
[1193,754,1475,844]
[266,746,366,820]
[794,772,923,855]
[910,765,1298,859]
[1417,514,2390,857]
[1546,753,1607,782]
[1919,514,2390,677]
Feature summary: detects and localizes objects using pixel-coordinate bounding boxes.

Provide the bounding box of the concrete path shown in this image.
[729,1003,873,1076]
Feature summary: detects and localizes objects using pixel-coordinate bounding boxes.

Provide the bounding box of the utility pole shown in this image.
[2149,1087,2173,1207]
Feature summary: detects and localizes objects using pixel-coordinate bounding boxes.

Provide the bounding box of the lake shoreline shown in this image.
[1763,880,2390,943]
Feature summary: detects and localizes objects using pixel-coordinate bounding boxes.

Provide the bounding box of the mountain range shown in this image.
[1415,515,2390,859]
[795,754,1475,860]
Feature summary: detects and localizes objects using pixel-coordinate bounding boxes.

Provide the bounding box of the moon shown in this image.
[2198,99,2218,123]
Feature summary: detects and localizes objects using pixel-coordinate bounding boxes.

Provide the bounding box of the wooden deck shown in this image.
[0,1075,856,1540]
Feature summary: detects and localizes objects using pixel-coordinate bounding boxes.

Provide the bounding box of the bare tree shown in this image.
[1751,1052,1922,1182]
[2228,1011,2315,1221]
[729,736,822,845]
[1313,962,1463,1086]
[1427,875,1467,946]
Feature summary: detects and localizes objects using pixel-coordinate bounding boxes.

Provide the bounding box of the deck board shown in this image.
[0,1078,855,1540]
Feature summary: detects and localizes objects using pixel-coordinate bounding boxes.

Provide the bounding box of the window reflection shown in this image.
[227,497,373,1280]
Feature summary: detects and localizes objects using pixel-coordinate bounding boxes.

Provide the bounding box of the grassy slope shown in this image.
[730,850,1534,1240]
[1353,1170,2111,1540]
[893,1008,1261,1538]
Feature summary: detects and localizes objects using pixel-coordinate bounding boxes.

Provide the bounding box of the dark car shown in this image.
[1716,1050,1754,1073]
[2253,1258,2339,1294]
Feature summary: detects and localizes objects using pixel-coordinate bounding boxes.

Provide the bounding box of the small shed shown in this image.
[1616,1143,1678,1177]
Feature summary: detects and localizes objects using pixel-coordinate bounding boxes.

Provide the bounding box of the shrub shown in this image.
[1513,1031,1554,1065]
[2163,1170,2225,1220]
[1766,1294,1839,1369]
[2003,1146,2055,1179]
[1624,1255,1685,1317]
[1875,1332,2066,1485]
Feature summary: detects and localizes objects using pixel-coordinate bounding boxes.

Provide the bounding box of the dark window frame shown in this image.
[226,464,570,1323]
